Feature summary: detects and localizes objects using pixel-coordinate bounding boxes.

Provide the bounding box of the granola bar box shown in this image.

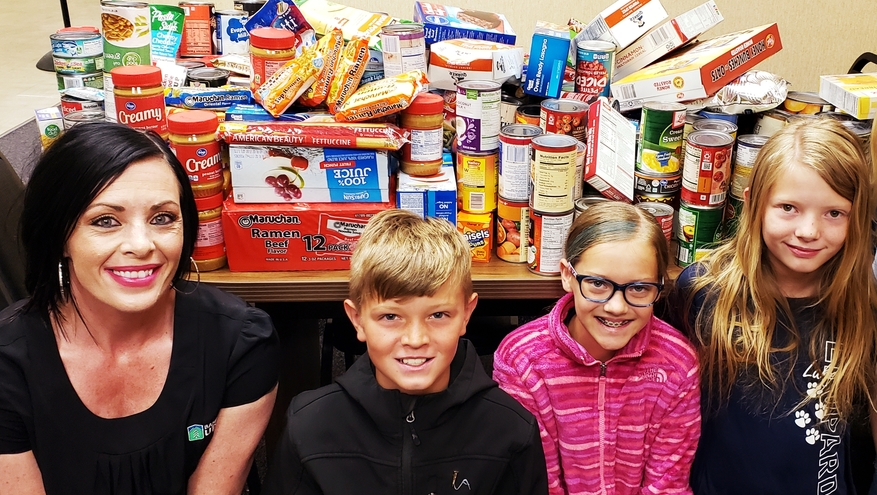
[413,2,516,46]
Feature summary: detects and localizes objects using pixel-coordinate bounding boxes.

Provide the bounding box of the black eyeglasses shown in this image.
[567,264,664,308]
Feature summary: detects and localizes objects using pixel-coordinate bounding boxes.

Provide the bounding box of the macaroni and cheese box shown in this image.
[523,21,571,99]
[222,197,393,271]
[413,2,516,46]
[819,73,877,120]
[396,164,457,225]
[611,23,782,110]
[570,0,668,53]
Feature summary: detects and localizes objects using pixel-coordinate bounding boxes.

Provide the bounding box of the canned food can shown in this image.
[51,31,103,58]
[63,110,107,128]
[676,201,724,267]
[574,142,586,200]
[540,98,588,144]
[215,9,249,56]
[380,23,427,78]
[729,134,768,198]
[698,109,738,124]
[637,102,686,175]
[634,171,682,196]
[500,94,523,129]
[634,191,676,206]
[186,67,230,87]
[496,198,530,263]
[233,0,266,16]
[680,111,703,165]
[103,71,117,122]
[753,109,791,137]
[723,194,744,239]
[515,104,541,126]
[693,118,738,140]
[530,134,579,213]
[53,55,104,74]
[575,40,615,102]
[574,195,611,219]
[783,91,832,114]
[57,72,104,91]
[60,95,105,115]
[456,151,498,214]
[636,202,674,243]
[681,130,735,207]
[179,1,215,57]
[101,1,151,71]
[528,209,574,276]
[499,124,542,202]
[456,80,502,153]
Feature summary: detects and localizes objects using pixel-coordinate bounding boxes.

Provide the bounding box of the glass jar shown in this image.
[167,110,223,197]
[249,27,296,91]
[400,92,444,176]
[192,192,227,271]
[111,65,167,139]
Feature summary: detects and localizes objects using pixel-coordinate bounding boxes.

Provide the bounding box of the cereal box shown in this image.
[819,73,877,120]
[413,2,516,46]
[570,0,668,53]
[584,98,637,202]
[396,164,457,225]
[457,210,493,262]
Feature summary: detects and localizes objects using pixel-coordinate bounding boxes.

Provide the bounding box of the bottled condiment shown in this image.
[399,92,444,176]
[249,27,296,91]
[167,110,223,198]
[111,65,167,138]
[191,192,227,271]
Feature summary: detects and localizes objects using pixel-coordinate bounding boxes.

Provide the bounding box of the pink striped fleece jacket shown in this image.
[493,293,701,495]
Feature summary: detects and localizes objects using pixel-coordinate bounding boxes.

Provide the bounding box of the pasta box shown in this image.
[819,73,877,120]
[523,21,571,99]
[413,2,516,46]
[222,196,393,271]
[229,145,391,203]
[611,23,782,110]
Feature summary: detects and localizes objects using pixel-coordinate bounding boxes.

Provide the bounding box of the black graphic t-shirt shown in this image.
[0,284,279,494]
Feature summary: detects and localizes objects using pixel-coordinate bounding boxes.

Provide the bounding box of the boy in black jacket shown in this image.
[263,209,548,495]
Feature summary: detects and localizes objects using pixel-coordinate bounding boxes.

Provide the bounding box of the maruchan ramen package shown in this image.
[300,27,344,107]
[254,43,324,117]
[327,36,370,114]
[334,70,428,122]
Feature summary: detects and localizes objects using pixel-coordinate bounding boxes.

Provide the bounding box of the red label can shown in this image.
[636,202,674,243]
[681,130,734,206]
[540,98,588,144]
[528,209,574,276]
[179,2,215,57]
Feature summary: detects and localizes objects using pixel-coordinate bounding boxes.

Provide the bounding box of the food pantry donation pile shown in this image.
[35,0,875,274]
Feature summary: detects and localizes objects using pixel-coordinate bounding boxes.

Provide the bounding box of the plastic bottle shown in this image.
[167,110,223,198]
[111,65,167,139]
[249,27,296,91]
[400,92,445,176]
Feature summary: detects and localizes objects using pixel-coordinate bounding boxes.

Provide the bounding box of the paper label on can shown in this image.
[638,107,684,174]
[499,141,530,201]
[681,142,731,206]
[575,49,613,101]
[530,147,577,213]
[456,88,500,152]
[217,12,250,55]
[196,218,225,248]
[528,212,573,274]
[102,4,152,70]
[380,31,427,78]
[458,154,497,213]
[409,128,443,161]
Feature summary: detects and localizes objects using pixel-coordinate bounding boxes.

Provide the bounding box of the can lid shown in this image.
[576,40,616,52]
[56,26,100,34]
[110,65,162,87]
[195,192,223,211]
[167,110,219,134]
[403,92,443,115]
[687,129,735,147]
[249,27,296,50]
[187,67,230,82]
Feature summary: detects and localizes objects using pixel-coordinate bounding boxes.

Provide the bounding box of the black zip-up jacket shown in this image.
[263,338,549,495]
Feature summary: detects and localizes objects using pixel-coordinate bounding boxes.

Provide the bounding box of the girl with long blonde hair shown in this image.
[667,117,877,494]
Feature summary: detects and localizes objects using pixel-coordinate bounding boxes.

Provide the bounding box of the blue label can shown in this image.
[575,40,615,103]
[215,9,249,56]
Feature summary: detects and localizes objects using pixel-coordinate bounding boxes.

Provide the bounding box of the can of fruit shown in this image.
[456,150,498,214]
[637,102,686,175]
[515,104,541,126]
[723,194,744,239]
[456,80,502,153]
[51,31,103,58]
[499,124,542,202]
[634,171,681,196]
[676,201,724,267]
[681,130,735,207]
[636,202,674,243]
[575,40,615,102]
[179,1,215,57]
[496,198,530,263]
[60,95,104,115]
[101,1,151,71]
[528,209,574,276]
[56,72,104,91]
[53,55,104,74]
[783,91,832,115]
[540,98,588,143]
[729,134,768,198]
[215,9,249,56]
[530,134,579,214]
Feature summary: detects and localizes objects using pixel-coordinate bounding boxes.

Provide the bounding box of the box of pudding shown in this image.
[414,2,516,46]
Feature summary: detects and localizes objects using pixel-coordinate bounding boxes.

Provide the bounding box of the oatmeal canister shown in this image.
[575,40,615,102]
[101,1,151,71]
[528,209,574,276]
[167,110,222,197]
[540,98,588,144]
[496,198,530,263]
[111,65,167,138]
[499,124,542,202]
[681,130,734,207]
[456,80,502,153]
[457,151,498,214]
[637,102,686,175]
[529,134,578,214]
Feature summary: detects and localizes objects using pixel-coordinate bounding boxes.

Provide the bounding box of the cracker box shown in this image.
[396,165,457,225]
[584,98,637,202]
[612,1,724,82]
[428,39,524,91]
[611,23,782,110]
[819,73,877,120]
[230,145,391,203]
[570,0,668,53]
[222,197,393,271]
[413,2,516,46]
[523,21,571,99]
[457,210,493,262]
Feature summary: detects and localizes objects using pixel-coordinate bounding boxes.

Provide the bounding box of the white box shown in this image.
[584,98,637,202]
[612,1,723,82]
[819,73,877,120]
[572,0,668,51]
[396,165,457,225]
[428,39,524,91]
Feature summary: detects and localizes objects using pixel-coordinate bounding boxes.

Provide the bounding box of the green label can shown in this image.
[636,102,686,175]
[723,195,745,239]
[676,201,724,267]
[101,1,151,71]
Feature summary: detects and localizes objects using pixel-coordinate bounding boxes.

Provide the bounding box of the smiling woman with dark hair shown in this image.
[0,122,279,494]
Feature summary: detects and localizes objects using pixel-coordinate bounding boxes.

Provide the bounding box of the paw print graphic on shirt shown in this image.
[814,401,825,420]
[805,428,820,445]
[795,410,811,428]
[806,382,822,398]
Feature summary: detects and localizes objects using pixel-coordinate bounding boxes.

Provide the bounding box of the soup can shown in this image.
[499,124,542,202]
[215,9,249,56]
[456,150,498,214]
[380,23,427,78]
[574,142,586,200]
[723,194,744,239]
[575,40,615,102]
[57,72,104,91]
[681,130,735,207]
[540,98,588,143]
[528,209,574,276]
[496,198,530,263]
[101,1,151,71]
[636,202,674,243]
[676,201,724,267]
[574,195,611,219]
[530,134,579,213]
[233,0,266,16]
[698,109,738,124]
[783,91,832,114]
[456,80,502,153]
[186,67,230,87]
[729,134,768,198]
[680,111,703,164]
[63,109,107,128]
[515,104,541,126]
[60,95,105,115]
[637,102,686,175]
[51,31,103,58]
[753,109,790,137]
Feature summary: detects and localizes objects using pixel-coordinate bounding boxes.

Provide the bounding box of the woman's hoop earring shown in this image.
[173,257,201,295]
[58,260,67,300]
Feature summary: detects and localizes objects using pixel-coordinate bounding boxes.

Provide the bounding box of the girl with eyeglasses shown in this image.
[494,201,700,495]
[665,117,877,494]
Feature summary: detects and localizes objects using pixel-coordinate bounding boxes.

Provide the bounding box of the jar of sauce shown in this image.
[249,27,296,91]
[400,92,444,176]
[167,110,223,198]
[111,65,167,139]
[191,192,227,271]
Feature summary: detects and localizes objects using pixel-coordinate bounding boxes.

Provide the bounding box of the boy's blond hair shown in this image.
[348,209,473,306]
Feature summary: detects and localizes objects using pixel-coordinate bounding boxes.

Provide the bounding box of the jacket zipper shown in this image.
[598,362,607,495]
[402,409,420,495]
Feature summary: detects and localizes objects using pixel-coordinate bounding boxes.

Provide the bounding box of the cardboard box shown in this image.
[222,197,393,271]
[457,210,493,262]
[396,165,457,225]
[428,39,524,91]
[294,0,400,50]
[230,145,391,203]
[612,1,723,82]
[413,2,516,46]
[819,73,877,120]
[584,98,637,202]
[523,21,571,99]
[611,23,782,109]
[571,0,668,53]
